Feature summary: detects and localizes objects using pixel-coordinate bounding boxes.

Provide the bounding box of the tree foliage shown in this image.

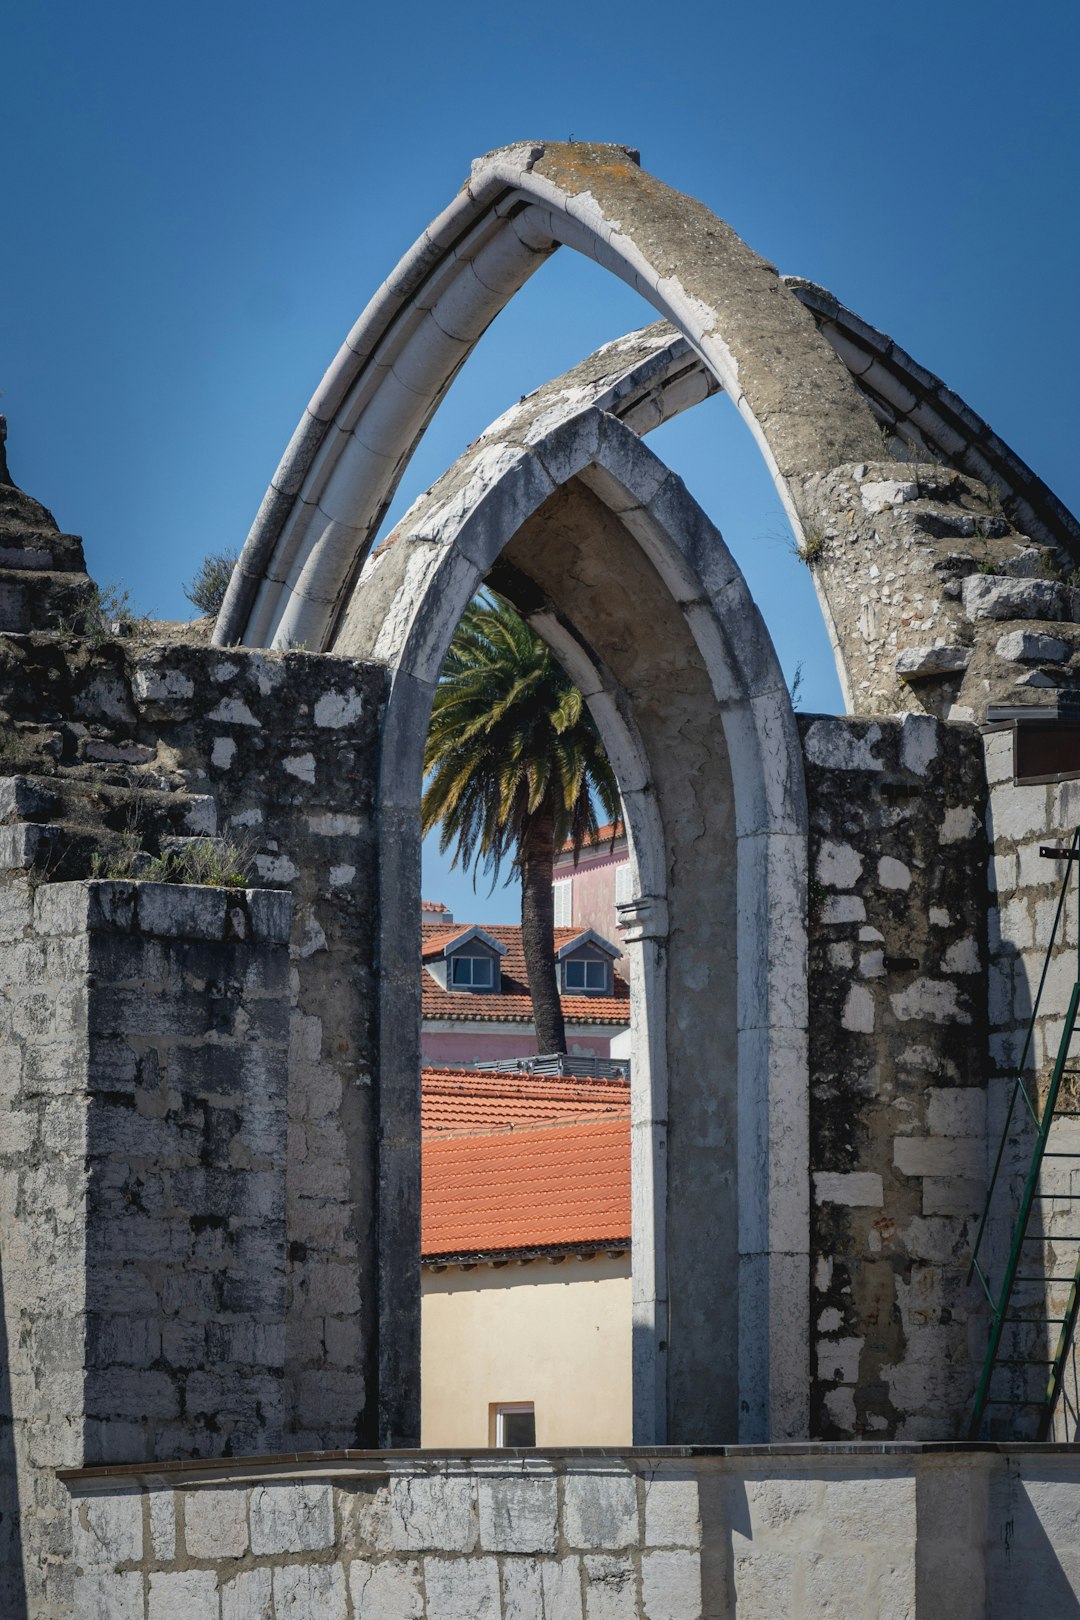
[422,593,619,1054]
[422,593,618,880]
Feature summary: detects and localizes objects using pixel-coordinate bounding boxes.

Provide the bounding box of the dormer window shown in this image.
[563,957,610,993]
[556,928,620,997]
[451,953,495,989]
[427,925,507,994]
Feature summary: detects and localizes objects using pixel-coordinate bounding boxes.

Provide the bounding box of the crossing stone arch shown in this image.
[348,400,808,1444]
[214,139,883,658]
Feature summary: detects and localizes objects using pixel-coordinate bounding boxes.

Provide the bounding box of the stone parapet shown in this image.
[60,1444,1080,1618]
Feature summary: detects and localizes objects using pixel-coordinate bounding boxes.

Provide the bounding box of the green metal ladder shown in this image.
[969,825,1080,1440]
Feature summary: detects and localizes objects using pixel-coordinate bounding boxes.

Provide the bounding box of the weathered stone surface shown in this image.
[896,643,972,679]
[961,573,1067,622]
[148,1569,219,1620]
[349,1558,424,1618]
[995,629,1071,663]
[183,1486,249,1559]
[477,1472,558,1552]
[564,1470,639,1549]
[250,1482,334,1554]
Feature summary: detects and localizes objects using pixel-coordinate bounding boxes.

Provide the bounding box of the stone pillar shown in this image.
[0,875,291,1619]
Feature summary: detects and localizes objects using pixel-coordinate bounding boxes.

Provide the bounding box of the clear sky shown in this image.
[4,0,1078,922]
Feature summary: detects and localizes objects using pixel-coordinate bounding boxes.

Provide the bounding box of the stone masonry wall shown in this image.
[802,713,989,1439]
[0,877,291,1620]
[981,726,1080,1438]
[62,1446,1080,1619]
[0,634,388,1450]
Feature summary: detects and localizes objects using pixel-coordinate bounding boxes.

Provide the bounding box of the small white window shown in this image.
[494,1403,536,1446]
[553,879,572,926]
[563,958,609,993]
[615,863,632,905]
[450,953,494,988]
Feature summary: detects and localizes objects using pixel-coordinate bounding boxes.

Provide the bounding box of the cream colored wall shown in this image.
[421,1253,632,1446]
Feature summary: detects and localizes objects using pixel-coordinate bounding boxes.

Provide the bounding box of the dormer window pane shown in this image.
[563,958,609,993]
[451,953,494,988]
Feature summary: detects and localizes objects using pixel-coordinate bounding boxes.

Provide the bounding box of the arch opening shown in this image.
[361,408,808,1445]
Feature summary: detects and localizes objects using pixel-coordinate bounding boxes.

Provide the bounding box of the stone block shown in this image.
[388,1472,477,1552]
[184,1485,249,1559]
[583,1553,637,1619]
[0,775,53,823]
[732,1549,797,1618]
[894,1135,982,1179]
[995,630,1071,663]
[927,1087,984,1138]
[895,643,971,679]
[74,1571,144,1620]
[816,840,863,888]
[350,1557,424,1618]
[962,573,1066,621]
[74,1489,143,1572]
[502,1556,585,1620]
[642,1549,703,1620]
[824,1474,916,1543]
[149,1490,175,1560]
[477,1473,558,1552]
[424,1554,501,1619]
[273,1561,348,1619]
[813,1171,883,1207]
[249,1481,334,1554]
[148,1569,219,1620]
[563,1470,638,1549]
[222,1566,273,1620]
[644,1473,701,1548]
[135,883,227,940]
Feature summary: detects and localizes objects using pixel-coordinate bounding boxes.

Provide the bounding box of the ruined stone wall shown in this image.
[981,727,1080,1437]
[0,877,291,1619]
[802,713,989,1439]
[0,631,389,1467]
[61,1445,1080,1619]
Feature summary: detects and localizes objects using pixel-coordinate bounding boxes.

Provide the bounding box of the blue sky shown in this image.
[4,1,1078,921]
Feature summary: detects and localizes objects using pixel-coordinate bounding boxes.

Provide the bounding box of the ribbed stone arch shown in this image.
[214,140,883,654]
[360,405,808,1446]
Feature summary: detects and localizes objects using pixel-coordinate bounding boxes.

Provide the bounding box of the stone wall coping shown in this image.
[59,1440,1080,1491]
[33,878,292,944]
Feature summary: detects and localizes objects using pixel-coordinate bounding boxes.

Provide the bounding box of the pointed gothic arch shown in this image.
[357,402,808,1445]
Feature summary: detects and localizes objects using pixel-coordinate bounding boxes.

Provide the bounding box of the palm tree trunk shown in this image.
[519,811,567,1055]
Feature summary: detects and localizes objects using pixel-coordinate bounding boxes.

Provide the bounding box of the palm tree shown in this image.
[422,593,619,1054]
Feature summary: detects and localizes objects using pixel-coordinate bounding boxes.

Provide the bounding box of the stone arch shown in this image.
[214,140,883,656]
[352,403,808,1445]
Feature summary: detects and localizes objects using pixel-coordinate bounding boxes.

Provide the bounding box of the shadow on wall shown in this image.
[989,1464,1080,1618]
[0,1250,28,1620]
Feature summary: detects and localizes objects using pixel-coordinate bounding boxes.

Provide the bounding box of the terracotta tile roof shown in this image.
[421,922,630,1026]
[422,1115,630,1259]
[422,899,451,914]
[422,1067,630,1136]
[558,819,625,854]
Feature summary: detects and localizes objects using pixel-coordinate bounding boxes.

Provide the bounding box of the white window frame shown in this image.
[450,952,495,989]
[494,1402,536,1447]
[563,957,610,993]
[552,878,572,926]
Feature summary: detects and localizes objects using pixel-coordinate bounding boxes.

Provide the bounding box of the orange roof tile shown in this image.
[422,1115,630,1259]
[421,922,630,1026]
[422,899,451,914]
[422,1067,630,1136]
[558,819,626,854]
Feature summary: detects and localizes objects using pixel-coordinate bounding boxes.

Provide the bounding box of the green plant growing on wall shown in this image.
[184,549,239,617]
[793,530,825,566]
